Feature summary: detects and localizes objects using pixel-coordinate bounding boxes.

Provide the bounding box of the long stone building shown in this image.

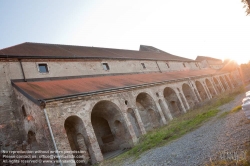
[0,42,242,165]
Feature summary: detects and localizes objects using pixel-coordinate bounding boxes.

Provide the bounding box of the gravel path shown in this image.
[121,85,250,166]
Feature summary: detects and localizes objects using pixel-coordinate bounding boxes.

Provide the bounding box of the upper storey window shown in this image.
[38,63,49,73]
[102,63,110,71]
[141,63,146,69]
[183,63,186,67]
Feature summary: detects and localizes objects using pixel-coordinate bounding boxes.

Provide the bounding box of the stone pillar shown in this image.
[155,101,167,125]
[189,84,200,103]
[161,98,173,120]
[217,77,226,92]
[122,112,138,144]
[133,108,147,135]
[228,75,235,89]
[203,81,212,99]
[82,120,104,164]
[189,81,202,101]
[49,122,76,166]
[176,92,187,113]
[223,76,230,90]
[179,91,190,110]
[210,78,218,95]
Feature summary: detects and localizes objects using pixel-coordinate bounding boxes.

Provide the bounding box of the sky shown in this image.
[0,0,249,64]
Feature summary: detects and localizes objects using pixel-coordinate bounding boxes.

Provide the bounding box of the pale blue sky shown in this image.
[0,0,249,64]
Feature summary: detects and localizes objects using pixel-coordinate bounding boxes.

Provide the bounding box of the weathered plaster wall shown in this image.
[3,59,201,81]
[14,89,53,151]
[0,61,23,150]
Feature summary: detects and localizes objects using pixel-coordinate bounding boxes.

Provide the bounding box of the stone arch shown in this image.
[182,83,196,108]
[205,79,216,97]
[213,77,222,93]
[224,75,232,89]
[64,116,90,165]
[127,108,141,138]
[163,87,183,117]
[220,76,227,90]
[91,100,131,154]
[195,81,208,101]
[136,92,161,131]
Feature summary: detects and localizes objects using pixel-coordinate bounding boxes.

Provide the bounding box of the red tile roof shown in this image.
[196,56,222,62]
[13,69,224,102]
[0,42,193,61]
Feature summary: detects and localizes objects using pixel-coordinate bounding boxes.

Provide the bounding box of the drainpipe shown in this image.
[19,59,26,82]
[41,100,62,166]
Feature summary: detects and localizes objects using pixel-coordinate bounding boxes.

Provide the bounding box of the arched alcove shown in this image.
[136,93,160,131]
[91,100,131,155]
[182,83,196,108]
[163,87,183,117]
[64,116,90,165]
[195,81,208,101]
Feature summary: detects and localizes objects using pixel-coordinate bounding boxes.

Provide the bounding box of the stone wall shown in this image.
[38,73,241,165]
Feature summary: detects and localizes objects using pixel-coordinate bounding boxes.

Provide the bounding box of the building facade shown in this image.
[0,42,242,165]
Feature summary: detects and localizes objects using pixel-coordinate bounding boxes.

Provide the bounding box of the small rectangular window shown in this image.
[38,64,49,73]
[22,105,27,117]
[102,63,110,71]
[141,63,146,69]
[183,63,186,67]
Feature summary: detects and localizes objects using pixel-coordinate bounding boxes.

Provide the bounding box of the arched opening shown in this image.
[91,101,131,155]
[163,87,183,117]
[224,75,232,89]
[136,93,161,131]
[220,76,227,90]
[213,77,222,93]
[195,81,208,101]
[127,108,141,138]
[64,116,90,165]
[205,79,216,97]
[182,83,197,108]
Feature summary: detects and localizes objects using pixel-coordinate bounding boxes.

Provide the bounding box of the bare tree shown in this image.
[242,0,250,15]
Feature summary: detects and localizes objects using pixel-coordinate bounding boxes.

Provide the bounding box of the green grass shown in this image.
[100,86,245,166]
